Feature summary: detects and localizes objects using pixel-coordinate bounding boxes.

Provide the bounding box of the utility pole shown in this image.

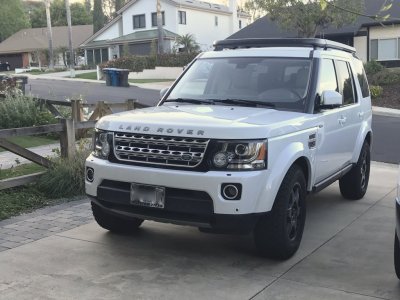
[65,0,75,77]
[45,0,54,70]
[157,0,165,54]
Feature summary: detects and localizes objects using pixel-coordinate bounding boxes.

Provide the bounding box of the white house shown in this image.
[80,0,250,66]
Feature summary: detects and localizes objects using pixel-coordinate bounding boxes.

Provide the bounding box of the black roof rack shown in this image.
[213,38,356,54]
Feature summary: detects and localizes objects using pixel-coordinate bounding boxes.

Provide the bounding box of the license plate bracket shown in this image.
[130,183,165,209]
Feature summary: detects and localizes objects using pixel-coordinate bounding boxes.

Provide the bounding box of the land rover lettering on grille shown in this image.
[118,125,205,136]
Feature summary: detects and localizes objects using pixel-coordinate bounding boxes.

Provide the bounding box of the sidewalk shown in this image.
[0,143,59,169]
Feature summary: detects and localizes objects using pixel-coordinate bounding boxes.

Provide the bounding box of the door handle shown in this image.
[358,112,364,119]
[338,116,347,125]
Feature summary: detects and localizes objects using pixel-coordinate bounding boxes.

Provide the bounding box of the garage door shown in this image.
[0,54,23,70]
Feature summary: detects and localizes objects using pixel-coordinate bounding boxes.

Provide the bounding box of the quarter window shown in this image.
[133,14,146,29]
[151,12,165,27]
[178,11,186,24]
[336,60,355,105]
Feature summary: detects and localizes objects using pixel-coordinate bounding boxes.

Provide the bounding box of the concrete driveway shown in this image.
[0,162,399,300]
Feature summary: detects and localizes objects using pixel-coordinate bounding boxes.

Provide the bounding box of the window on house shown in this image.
[178,11,186,24]
[370,38,399,61]
[215,16,218,26]
[151,12,165,27]
[133,14,146,29]
[239,20,242,29]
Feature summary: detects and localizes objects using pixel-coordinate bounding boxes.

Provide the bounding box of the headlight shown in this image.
[93,129,112,159]
[210,140,267,170]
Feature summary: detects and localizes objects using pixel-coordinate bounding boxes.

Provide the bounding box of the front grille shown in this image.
[113,132,210,168]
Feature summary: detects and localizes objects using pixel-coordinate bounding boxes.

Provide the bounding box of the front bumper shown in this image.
[86,155,274,215]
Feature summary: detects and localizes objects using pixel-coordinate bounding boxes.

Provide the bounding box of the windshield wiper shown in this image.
[164,98,215,105]
[211,99,276,108]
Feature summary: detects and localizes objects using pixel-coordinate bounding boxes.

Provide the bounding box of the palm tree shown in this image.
[176,34,200,53]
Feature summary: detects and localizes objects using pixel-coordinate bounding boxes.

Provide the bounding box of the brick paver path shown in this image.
[0,199,92,251]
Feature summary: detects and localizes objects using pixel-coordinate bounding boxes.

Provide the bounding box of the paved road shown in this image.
[27,78,161,107]
[372,115,400,164]
[26,79,400,164]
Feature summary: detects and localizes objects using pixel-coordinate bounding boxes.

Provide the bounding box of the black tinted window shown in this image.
[353,59,370,98]
[336,60,355,105]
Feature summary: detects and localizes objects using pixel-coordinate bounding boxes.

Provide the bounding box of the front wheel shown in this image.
[91,201,144,234]
[254,165,307,260]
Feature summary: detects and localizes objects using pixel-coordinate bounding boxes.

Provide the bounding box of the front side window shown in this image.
[166,57,312,112]
[151,12,165,27]
[133,14,146,29]
[178,11,186,24]
[336,60,355,105]
[318,59,338,95]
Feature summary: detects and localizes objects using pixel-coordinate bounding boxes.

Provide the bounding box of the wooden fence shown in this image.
[0,99,148,190]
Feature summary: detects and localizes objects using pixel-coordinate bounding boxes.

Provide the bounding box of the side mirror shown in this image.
[160,87,169,99]
[321,90,342,108]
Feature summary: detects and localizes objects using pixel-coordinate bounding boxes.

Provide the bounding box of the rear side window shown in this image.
[353,59,370,98]
[335,60,356,106]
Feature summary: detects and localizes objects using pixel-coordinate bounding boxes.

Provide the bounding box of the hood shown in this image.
[96,105,316,139]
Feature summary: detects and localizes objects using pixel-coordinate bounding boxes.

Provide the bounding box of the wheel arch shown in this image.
[293,156,312,191]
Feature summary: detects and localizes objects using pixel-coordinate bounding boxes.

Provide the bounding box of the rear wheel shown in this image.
[254,165,307,260]
[339,141,370,200]
[91,201,144,234]
[395,232,400,279]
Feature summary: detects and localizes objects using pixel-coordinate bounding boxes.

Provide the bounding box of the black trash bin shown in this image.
[118,69,130,87]
[103,68,112,86]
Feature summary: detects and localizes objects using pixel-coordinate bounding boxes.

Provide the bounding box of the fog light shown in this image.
[86,167,94,182]
[221,183,242,200]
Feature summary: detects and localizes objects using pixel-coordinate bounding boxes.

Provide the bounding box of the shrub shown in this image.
[0,94,57,129]
[37,141,91,198]
[100,52,198,72]
[364,60,384,76]
[369,85,383,99]
[368,69,400,86]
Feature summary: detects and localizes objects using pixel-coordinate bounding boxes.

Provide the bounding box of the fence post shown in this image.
[60,118,75,158]
[126,99,136,110]
[71,99,83,122]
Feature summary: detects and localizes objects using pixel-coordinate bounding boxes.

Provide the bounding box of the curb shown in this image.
[372,106,400,118]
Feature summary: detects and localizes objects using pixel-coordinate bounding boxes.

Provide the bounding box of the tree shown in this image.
[28,0,92,28]
[0,0,30,42]
[244,0,364,37]
[84,0,92,15]
[94,0,106,33]
[175,34,200,53]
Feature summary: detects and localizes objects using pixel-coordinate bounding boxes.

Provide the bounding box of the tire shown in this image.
[395,232,400,279]
[91,201,144,234]
[254,165,307,260]
[339,141,370,200]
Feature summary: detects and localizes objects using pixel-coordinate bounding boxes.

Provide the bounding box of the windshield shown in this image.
[166,57,312,112]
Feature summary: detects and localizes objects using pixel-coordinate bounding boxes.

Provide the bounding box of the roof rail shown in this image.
[213,38,356,54]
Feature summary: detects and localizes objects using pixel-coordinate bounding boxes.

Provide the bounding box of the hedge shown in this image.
[100,53,199,72]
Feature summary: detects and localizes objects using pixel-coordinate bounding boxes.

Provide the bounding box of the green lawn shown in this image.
[0,136,58,153]
[0,186,51,220]
[0,163,45,180]
[74,72,98,80]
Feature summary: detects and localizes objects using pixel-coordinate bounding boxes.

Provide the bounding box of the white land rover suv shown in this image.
[86,38,372,259]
